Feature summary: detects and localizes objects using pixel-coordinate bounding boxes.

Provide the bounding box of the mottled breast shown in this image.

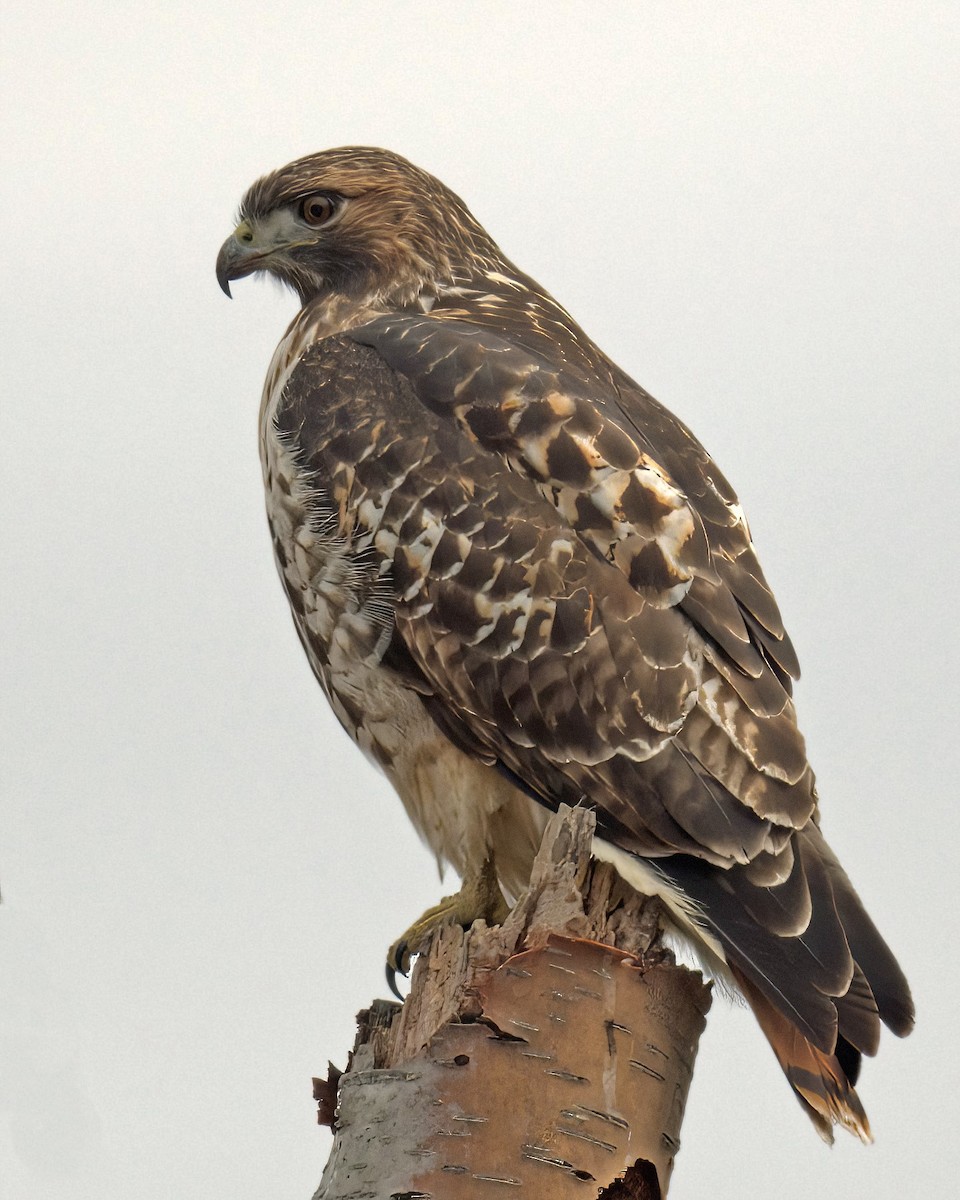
[257,327,546,887]
[259,319,399,756]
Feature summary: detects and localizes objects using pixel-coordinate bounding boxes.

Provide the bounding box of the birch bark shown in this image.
[312,807,711,1199]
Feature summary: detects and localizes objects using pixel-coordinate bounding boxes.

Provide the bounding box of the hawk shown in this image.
[216,147,913,1142]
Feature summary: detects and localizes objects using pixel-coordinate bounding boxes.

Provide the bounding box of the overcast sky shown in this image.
[2,3,957,1197]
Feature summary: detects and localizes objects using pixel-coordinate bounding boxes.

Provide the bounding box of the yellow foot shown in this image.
[386,856,510,999]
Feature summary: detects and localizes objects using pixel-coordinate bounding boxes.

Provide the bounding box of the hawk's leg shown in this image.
[386,854,510,998]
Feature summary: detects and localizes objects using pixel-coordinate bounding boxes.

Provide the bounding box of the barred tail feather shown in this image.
[731,963,872,1144]
[660,825,913,1141]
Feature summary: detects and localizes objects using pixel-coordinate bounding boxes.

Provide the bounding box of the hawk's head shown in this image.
[217,147,500,305]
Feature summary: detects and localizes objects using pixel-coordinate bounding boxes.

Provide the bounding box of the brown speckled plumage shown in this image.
[219,147,913,1142]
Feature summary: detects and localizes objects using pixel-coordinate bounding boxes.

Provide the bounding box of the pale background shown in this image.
[2,3,956,1197]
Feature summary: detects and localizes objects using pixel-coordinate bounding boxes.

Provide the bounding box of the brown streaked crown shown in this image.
[239,146,504,302]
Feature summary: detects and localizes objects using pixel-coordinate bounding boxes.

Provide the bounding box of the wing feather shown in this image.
[278,319,911,1140]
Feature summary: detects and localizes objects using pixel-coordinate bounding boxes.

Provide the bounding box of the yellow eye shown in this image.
[300,194,337,227]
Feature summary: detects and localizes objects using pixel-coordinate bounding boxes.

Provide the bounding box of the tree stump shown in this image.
[312,806,712,1199]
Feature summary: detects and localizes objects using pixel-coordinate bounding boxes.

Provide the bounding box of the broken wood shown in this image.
[312,806,712,1198]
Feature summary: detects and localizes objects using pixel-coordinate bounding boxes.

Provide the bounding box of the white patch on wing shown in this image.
[483,270,522,288]
[591,837,731,984]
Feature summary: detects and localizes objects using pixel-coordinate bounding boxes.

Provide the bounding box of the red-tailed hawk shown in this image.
[216,147,913,1142]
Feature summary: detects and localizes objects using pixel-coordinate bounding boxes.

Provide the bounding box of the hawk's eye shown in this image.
[300,194,337,227]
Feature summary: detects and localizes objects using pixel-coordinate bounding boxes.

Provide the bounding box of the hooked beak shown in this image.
[216,222,267,298]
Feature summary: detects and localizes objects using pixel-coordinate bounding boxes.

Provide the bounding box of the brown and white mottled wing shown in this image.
[272,315,910,1141]
[276,335,718,855]
[351,314,812,827]
[340,312,912,1138]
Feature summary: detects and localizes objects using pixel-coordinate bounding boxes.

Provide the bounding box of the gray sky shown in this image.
[2,3,957,1196]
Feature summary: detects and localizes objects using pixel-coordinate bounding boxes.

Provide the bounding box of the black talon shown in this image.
[386,942,409,1001]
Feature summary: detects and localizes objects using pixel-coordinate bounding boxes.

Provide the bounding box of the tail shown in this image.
[730,962,871,1142]
[664,822,914,1141]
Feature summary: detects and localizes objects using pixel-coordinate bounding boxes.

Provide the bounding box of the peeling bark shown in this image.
[312,807,711,1198]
